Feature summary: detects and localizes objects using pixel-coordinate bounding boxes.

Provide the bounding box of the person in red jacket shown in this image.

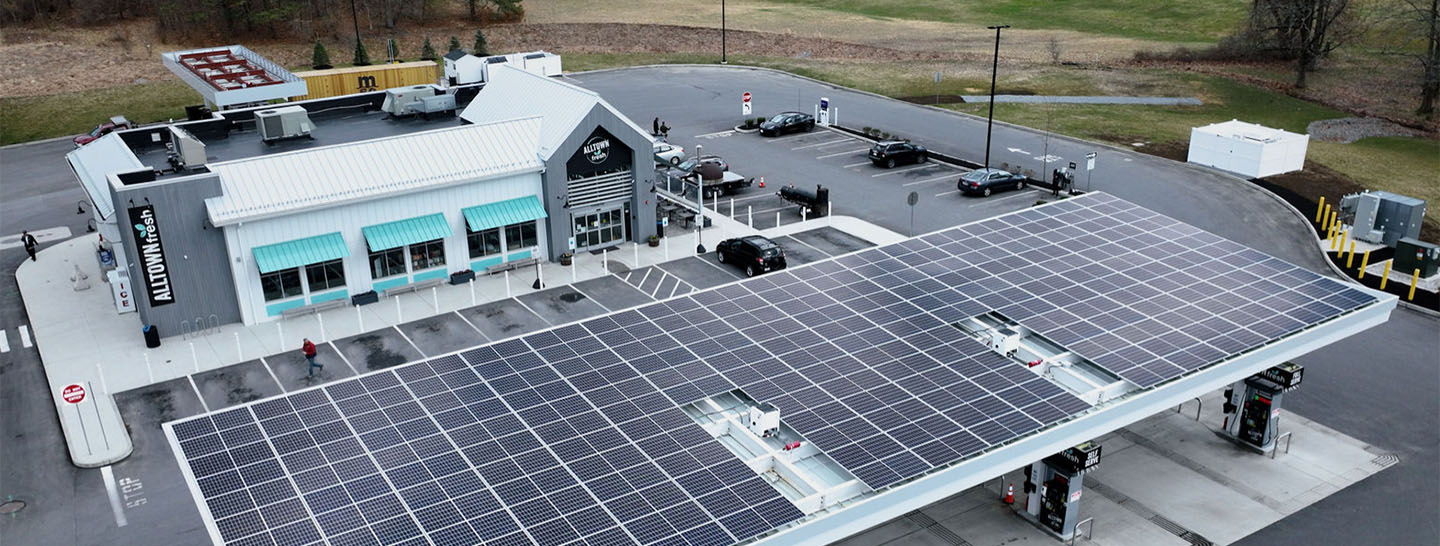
[302,338,322,376]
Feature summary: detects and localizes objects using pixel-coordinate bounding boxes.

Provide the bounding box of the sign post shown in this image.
[62,384,86,405]
[1085,151,1097,191]
[907,191,920,237]
[742,92,751,116]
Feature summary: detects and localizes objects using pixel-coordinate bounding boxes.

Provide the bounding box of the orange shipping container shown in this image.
[291,61,439,101]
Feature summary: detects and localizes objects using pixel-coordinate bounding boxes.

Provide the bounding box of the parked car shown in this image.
[958,168,1028,197]
[73,115,133,147]
[654,141,686,166]
[869,140,928,168]
[676,154,728,173]
[759,112,815,136]
[716,235,787,277]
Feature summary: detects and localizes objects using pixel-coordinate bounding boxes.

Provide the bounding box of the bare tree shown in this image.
[1401,0,1440,117]
[1247,0,1358,88]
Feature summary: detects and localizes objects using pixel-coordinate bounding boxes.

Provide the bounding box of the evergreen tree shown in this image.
[420,36,437,61]
[386,38,399,63]
[311,39,331,69]
[448,36,462,53]
[472,29,489,57]
[353,38,371,66]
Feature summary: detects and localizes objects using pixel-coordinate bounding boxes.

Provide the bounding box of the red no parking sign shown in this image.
[62,384,86,405]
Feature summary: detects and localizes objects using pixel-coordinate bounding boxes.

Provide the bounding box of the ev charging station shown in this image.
[1020,442,1102,541]
[1222,362,1304,453]
[816,97,831,127]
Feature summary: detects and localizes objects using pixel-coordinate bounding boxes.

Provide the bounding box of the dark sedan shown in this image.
[759,112,815,136]
[958,168,1028,197]
[869,140,928,168]
[716,235,787,277]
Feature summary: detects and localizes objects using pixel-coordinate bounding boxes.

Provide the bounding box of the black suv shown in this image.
[869,141,928,168]
[716,236,787,276]
[759,112,815,136]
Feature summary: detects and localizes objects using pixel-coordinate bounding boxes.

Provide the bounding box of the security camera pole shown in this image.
[695,144,707,254]
[983,24,1009,171]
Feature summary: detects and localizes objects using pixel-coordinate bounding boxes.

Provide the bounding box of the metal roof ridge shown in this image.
[209,115,544,168]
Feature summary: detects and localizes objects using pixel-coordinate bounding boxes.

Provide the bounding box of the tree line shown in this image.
[0,0,522,41]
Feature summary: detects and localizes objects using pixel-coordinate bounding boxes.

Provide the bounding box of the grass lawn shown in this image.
[1309,137,1440,213]
[764,0,1248,42]
[1,81,197,145]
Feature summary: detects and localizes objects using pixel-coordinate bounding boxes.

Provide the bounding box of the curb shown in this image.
[2,134,74,149]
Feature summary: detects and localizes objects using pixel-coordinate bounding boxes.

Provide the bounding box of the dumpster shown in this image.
[143,325,160,348]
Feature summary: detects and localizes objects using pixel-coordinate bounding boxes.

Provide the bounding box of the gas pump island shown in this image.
[1221,362,1305,453]
[1020,442,1102,541]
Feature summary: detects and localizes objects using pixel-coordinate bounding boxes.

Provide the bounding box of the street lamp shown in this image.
[983,24,1009,171]
[695,144,707,254]
[721,0,728,65]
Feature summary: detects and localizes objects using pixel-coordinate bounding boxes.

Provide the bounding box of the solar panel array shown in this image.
[168,193,1378,546]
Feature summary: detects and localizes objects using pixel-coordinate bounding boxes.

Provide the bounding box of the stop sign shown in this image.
[742,92,751,103]
[62,384,86,405]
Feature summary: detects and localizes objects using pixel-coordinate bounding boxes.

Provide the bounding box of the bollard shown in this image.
[277,322,284,353]
[603,249,608,271]
[469,278,476,306]
[1339,228,1348,253]
[1323,204,1333,231]
[1325,220,1335,246]
[395,296,402,323]
[730,198,735,218]
[431,286,439,313]
[1380,260,1392,290]
[357,306,364,332]
[572,258,578,282]
[190,342,199,374]
[633,242,639,267]
[664,236,670,260]
[537,261,544,289]
[1329,210,1338,236]
[1409,269,1420,301]
[318,314,326,342]
[776,211,781,228]
[235,332,242,361]
[1347,241,1356,268]
[802,208,807,223]
[144,353,154,384]
[1315,196,1326,223]
[1358,250,1371,279]
[748,205,753,229]
[505,270,512,298]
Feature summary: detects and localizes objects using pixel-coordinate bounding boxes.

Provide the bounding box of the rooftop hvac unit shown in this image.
[1340,191,1426,247]
[255,105,313,144]
[167,125,206,170]
[381,85,453,117]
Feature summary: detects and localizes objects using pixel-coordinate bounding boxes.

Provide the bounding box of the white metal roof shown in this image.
[65,133,143,220]
[1193,119,1307,143]
[460,64,650,159]
[205,117,545,225]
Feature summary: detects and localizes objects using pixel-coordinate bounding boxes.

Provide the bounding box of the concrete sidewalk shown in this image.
[837,389,1396,546]
[16,203,901,467]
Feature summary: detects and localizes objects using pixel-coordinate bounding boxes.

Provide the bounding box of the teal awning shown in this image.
[253,232,350,274]
[362,213,452,251]
[462,196,548,233]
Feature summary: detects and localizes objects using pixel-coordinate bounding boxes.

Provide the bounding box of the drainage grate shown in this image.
[1087,480,1212,546]
[1370,453,1400,469]
[907,512,938,527]
[1149,516,1214,546]
[904,511,972,546]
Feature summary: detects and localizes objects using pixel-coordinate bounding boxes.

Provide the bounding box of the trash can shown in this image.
[143,325,160,348]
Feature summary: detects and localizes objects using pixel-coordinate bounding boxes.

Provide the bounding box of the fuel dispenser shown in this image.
[1021,441,1102,541]
[1222,362,1303,453]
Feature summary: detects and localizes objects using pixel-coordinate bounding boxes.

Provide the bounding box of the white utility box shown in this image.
[989,327,1021,355]
[747,403,780,438]
[1187,119,1308,178]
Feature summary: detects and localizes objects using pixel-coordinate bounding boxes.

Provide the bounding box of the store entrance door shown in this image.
[572,204,627,251]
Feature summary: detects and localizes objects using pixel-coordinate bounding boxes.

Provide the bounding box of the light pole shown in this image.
[721,0,728,64]
[350,0,362,62]
[983,24,1009,171]
[695,144,707,254]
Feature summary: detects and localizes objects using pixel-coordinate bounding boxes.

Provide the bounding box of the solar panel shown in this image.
[168,193,1379,545]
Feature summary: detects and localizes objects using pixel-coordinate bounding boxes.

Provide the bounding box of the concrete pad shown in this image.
[934,495,1055,544]
[657,256,740,290]
[1085,444,1280,545]
[517,286,610,324]
[573,275,655,311]
[331,328,424,373]
[787,226,876,256]
[1071,486,1190,546]
[191,359,284,411]
[771,235,828,266]
[831,516,927,546]
[263,341,354,392]
[396,312,487,358]
[459,298,552,342]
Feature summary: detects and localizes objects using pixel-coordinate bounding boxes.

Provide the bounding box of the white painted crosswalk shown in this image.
[0,226,72,250]
[18,325,32,348]
[0,325,33,353]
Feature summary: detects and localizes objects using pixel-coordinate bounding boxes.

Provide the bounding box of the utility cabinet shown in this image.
[1341,191,1426,247]
[1394,238,1439,278]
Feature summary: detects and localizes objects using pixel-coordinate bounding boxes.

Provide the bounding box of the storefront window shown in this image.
[505,221,538,250]
[370,247,406,279]
[261,268,303,301]
[306,259,346,291]
[411,239,446,270]
[468,227,501,259]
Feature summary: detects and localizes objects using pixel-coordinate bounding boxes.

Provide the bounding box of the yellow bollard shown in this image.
[1358,250,1371,279]
[1346,241,1357,268]
[1315,196,1326,223]
[1321,205,1332,231]
[1409,269,1420,301]
[1326,222,1336,248]
[1380,260,1392,290]
[1330,210,1338,233]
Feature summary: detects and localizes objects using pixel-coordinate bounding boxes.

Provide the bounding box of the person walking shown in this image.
[21,231,38,262]
[302,338,322,376]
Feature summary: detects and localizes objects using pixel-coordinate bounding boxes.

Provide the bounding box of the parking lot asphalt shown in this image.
[191,359,284,411]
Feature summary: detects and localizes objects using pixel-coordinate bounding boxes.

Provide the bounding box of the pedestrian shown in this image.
[302,338,322,376]
[653,117,660,136]
[21,230,38,262]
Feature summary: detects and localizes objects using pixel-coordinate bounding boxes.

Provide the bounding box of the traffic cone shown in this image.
[758,176,765,188]
[1004,483,1015,505]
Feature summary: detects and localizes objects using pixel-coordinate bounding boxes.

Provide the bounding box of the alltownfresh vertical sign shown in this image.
[128,204,175,307]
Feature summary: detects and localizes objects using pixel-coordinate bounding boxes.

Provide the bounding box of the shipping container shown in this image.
[290,61,439,101]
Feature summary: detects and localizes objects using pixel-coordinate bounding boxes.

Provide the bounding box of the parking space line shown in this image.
[668,280,682,299]
[390,326,427,360]
[791,138,853,150]
[258,357,287,393]
[568,284,612,313]
[783,235,830,257]
[694,130,734,139]
[637,268,653,290]
[871,164,935,178]
[326,340,364,377]
[935,189,962,197]
[0,330,8,353]
[101,465,129,527]
[18,325,31,348]
[188,375,211,413]
[902,173,960,186]
[724,193,781,205]
[816,148,868,159]
[451,311,489,341]
[967,191,1040,207]
[766,132,820,142]
[512,298,556,327]
[842,161,872,169]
